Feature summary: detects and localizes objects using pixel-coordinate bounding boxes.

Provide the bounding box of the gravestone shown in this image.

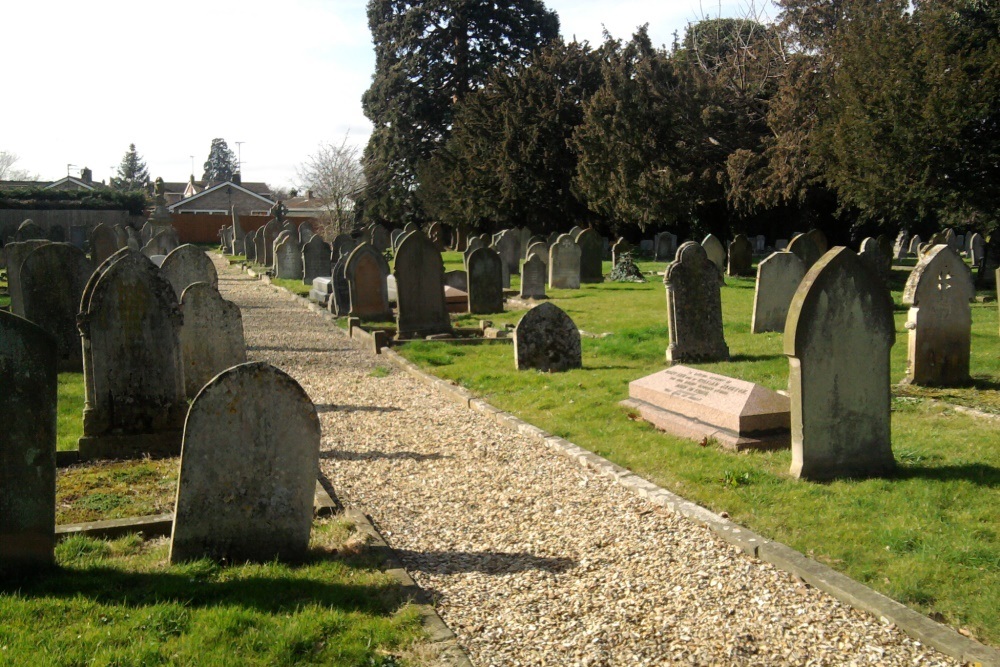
[901,245,975,386]
[160,244,219,299]
[261,219,282,267]
[858,237,889,284]
[126,227,142,252]
[149,255,167,268]
[329,254,351,316]
[302,235,332,284]
[179,283,247,399]
[665,242,729,363]
[514,302,581,371]
[467,247,504,314]
[370,224,391,253]
[907,235,922,256]
[576,229,603,283]
[518,227,532,259]
[893,231,910,260]
[525,241,548,265]
[390,228,404,248]
[245,229,258,262]
[15,219,46,241]
[654,232,677,261]
[403,222,419,235]
[751,252,806,334]
[274,236,304,280]
[142,229,179,258]
[443,270,468,292]
[810,229,829,255]
[969,233,985,267]
[20,243,95,371]
[520,254,547,299]
[394,233,452,338]
[786,231,823,271]
[494,229,521,277]
[701,234,726,275]
[611,238,632,268]
[90,223,119,265]
[393,230,413,253]
[254,228,267,264]
[875,235,893,269]
[4,240,50,316]
[546,231,561,247]
[569,226,583,240]
[70,225,88,249]
[463,237,485,268]
[310,277,332,305]
[754,235,766,253]
[943,228,958,252]
[332,233,357,261]
[427,222,446,251]
[727,234,753,276]
[0,311,57,568]
[77,251,187,459]
[548,234,581,289]
[775,239,788,251]
[297,221,315,245]
[785,247,896,480]
[140,221,154,245]
[113,225,128,250]
[975,235,999,288]
[345,243,392,321]
[170,362,320,564]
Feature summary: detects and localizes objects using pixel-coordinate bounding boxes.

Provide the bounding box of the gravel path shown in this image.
[217,260,956,666]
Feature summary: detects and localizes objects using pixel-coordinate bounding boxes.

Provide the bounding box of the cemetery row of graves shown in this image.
[0,218,430,664]
[231,216,1000,646]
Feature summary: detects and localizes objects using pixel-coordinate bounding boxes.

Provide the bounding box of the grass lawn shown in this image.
[1,272,9,309]
[271,277,312,297]
[397,253,1000,646]
[0,519,426,666]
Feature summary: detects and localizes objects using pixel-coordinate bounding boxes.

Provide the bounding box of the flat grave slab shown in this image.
[621,365,790,451]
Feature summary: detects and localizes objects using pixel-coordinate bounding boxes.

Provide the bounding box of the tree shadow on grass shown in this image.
[320,450,448,462]
[895,462,1000,487]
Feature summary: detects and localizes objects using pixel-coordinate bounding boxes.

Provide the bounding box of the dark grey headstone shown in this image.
[329,254,351,316]
[467,247,504,314]
[576,229,603,283]
[665,242,729,363]
[519,254,547,300]
[548,234,581,289]
[15,219,46,242]
[261,219,282,267]
[274,236,304,280]
[394,232,452,338]
[443,270,468,292]
[332,233,358,261]
[727,234,753,276]
[345,243,392,321]
[514,302,581,372]
[302,235,332,284]
[3,240,50,316]
[90,223,119,266]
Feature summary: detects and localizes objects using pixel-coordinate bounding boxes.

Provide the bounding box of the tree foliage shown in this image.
[360,0,559,224]
[110,143,150,192]
[202,138,239,184]
[0,150,37,181]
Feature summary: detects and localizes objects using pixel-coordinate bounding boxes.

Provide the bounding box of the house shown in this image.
[0,167,98,191]
[166,174,275,216]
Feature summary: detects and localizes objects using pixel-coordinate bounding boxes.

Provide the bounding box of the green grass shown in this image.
[0,274,9,309]
[270,277,312,297]
[57,373,85,451]
[396,260,1000,645]
[0,519,426,666]
[57,458,179,525]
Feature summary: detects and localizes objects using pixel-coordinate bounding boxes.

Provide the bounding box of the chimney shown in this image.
[81,167,92,184]
[306,189,313,200]
[232,171,241,185]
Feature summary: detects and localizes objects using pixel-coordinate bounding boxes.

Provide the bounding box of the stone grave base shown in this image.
[78,431,183,461]
[620,397,788,451]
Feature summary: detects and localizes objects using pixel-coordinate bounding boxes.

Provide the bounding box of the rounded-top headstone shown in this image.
[15,219,46,242]
[751,251,806,334]
[576,229,603,283]
[786,231,823,271]
[726,234,753,276]
[665,242,729,363]
[514,302,581,372]
[161,244,219,299]
[700,234,726,274]
[179,282,247,399]
[394,232,451,337]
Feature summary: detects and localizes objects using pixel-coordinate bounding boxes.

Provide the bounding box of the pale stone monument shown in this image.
[90,223,119,266]
[785,247,896,480]
[160,244,218,299]
[394,233,452,338]
[727,234,753,276]
[514,302,581,371]
[170,362,320,564]
[467,247,504,314]
[301,235,332,284]
[179,283,247,399]
[751,252,805,334]
[893,231,910,260]
[665,242,729,363]
[345,243,392,321]
[576,229,603,283]
[701,234,726,275]
[19,243,95,371]
[520,254,547,299]
[548,234,581,289]
[0,311,57,568]
[901,245,975,386]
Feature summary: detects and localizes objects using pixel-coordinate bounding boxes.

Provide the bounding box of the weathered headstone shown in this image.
[665,242,729,363]
[160,244,219,299]
[775,239,788,251]
[907,235,922,256]
[467,247,504,314]
[443,270,468,292]
[858,237,890,284]
[463,237,485,268]
[297,221,315,245]
[332,233,358,261]
[15,219,46,241]
[901,245,975,386]
[654,231,677,261]
[751,252,806,334]
[261,219,282,267]
[893,231,910,260]
[975,235,999,288]
[369,224,390,253]
[0,311,57,568]
[568,226,584,240]
[786,231,823,271]
[494,229,521,277]
[140,221,154,245]
[403,222,419,235]
[170,362,319,564]
[943,228,958,252]
[394,232,452,338]
[77,251,187,459]
[253,228,266,265]
[969,233,985,267]
[875,235,894,270]
[90,223,119,265]
[179,283,247,399]
[3,240,50,316]
[301,235,332,284]
[611,238,632,268]
[525,241,548,265]
[701,234,726,275]
[329,254,351,316]
[520,254,547,299]
[754,235,766,253]
[274,236,304,280]
[113,225,128,250]
[727,234,753,276]
[126,226,142,252]
[546,231,561,247]
[576,229,603,283]
[548,234,581,289]
[514,302,581,371]
[20,243,94,371]
[142,229,179,259]
[345,243,392,321]
[785,247,896,480]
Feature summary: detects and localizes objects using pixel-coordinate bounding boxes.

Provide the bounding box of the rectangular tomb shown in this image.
[621,365,790,451]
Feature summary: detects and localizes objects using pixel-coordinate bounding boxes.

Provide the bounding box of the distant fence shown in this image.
[0,209,144,242]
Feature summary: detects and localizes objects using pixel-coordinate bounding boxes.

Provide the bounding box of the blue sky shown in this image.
[1,0,774,189]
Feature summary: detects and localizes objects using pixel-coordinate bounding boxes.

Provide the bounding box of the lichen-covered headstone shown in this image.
[727,234,753,276]
[665,242,729,363]
[0,311,57,568]
[701,234,726,275]
[170,362,320,564]
[345,243,392,321]
[274,236,304,280]
[20,243,94,371]
[901,245,975,386]
[467,247,504,314]
[90,223,119,265]
[179,283,247,399]
[520,255,547,299]
[3,240,50,316]
[77,251,187,459]
[787,231,823,271]
[15,219,46,241]
[301,235,332,284]
[751,252,805,334]
[576,229,603,283]
[548,234,581,289]
[160,244,218,299]
[785,247,896,480]
[514,302,581,371]
[142,229,179,259]
[394,232,451,338]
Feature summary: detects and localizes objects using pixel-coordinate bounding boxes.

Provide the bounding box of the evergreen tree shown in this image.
[110,143,150,192]
[361,0,559,224]
[202,138,238,183]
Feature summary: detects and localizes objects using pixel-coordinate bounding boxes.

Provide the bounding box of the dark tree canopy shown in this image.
[110,143,150,192]
[360,0,560,224]
[202,138,239,184]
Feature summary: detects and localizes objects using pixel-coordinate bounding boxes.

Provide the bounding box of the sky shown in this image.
[1,0,775,190]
